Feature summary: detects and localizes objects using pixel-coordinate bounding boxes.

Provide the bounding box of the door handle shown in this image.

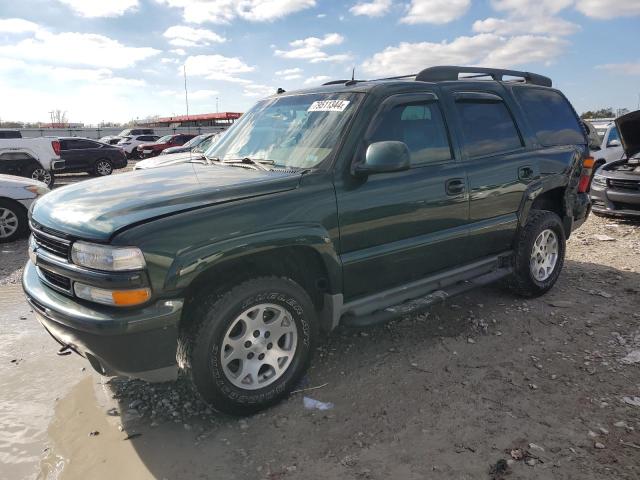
[445,178,466,195]
[518,166,534,181]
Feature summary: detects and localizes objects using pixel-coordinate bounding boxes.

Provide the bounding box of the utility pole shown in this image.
[216,96,219,114]
[183,64,190,134]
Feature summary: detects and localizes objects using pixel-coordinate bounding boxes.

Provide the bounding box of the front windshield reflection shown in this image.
[205,93,361,169]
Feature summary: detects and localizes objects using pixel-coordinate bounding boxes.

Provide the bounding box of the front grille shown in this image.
[609,179,640,191]
[38,267,72,293]
[612,201,640,212]
[31,225,71,259]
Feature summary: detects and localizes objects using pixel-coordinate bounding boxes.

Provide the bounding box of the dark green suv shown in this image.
[23,66,592,414]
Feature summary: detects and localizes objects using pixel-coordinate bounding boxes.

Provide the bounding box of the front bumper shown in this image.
[590,184,640,218]
[22,261,183,382]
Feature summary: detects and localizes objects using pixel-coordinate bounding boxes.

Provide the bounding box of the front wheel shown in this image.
[178,277,318,415]
[0,199,28,243]
[94,159,113,176]
[509,210,566,297]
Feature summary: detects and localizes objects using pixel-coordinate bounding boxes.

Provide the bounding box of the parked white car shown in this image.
[0,174,49,242]
[116,134,160,158]
[0,137,64,187]
[592,123,625,168]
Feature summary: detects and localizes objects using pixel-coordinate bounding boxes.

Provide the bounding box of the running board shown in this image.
[341,266,512,328]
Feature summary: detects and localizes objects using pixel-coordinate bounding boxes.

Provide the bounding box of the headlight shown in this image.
[74,282,151,307]
[592,175,607,187]
[24,185,49,196]
[28,235,37,264]
[71,241,146,271]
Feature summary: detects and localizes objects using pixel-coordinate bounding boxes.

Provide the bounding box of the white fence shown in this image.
[17,126,228,140]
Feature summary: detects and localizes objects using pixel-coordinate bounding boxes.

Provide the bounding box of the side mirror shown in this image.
[607,139,621,148]
[353,141,411,177]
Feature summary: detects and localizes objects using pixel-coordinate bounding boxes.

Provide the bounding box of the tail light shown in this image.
[577,156,595,193]
[51,140,61,156]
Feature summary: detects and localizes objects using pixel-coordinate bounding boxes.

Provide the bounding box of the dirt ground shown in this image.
[0,172,639,479]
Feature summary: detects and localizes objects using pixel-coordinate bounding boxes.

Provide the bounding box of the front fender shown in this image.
[165,224,342,294]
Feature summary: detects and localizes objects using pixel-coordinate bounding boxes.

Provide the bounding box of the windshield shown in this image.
[194,134,216,152]
[205,93,361,169]
[157,135,173,143]
[182,134,206,149]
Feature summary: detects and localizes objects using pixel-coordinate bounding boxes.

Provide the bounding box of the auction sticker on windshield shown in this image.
[308,100,350,112]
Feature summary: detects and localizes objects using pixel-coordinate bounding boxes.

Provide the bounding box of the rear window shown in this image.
[455,99,523,158]
[0,130,22,139]
[513,87,585,147]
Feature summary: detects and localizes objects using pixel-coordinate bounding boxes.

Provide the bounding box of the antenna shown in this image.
[183,64,190,135]
[351,67,355,82]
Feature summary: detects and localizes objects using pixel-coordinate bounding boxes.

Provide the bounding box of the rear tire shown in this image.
[0,199,28,243]
[509,210,566,297]
[24,165,54,187]
[177,277,318,415]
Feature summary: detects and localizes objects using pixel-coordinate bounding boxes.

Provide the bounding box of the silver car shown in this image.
[0,174,49,242]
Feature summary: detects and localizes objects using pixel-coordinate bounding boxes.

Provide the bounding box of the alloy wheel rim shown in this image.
[31,168,51,185]
[530,228,559,282]
[220,303,298,390]
[0,208,19,238]
[97,161,112,175]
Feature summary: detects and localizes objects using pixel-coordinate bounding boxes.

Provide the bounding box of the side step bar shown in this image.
[341,255,512,328]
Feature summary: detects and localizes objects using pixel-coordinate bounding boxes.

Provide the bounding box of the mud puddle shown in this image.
[0,283,85,480]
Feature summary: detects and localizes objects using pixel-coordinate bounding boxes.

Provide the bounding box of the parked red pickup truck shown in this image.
[136,134,196,158]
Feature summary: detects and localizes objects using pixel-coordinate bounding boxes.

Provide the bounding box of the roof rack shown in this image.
[415,66,552,87]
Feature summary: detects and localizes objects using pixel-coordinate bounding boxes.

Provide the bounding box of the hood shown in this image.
[135,151,201,169]
[139,142,167,149]
[615,110,640,159]
[163,145,191,154]
[0,173,47,188]
[31,163,301,241]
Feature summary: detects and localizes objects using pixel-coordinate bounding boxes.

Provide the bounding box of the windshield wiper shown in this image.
[222,157,275,171]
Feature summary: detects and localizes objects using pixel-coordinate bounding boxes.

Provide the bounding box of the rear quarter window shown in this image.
[513,87,585,147]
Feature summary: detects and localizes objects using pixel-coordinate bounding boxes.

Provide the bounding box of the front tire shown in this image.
[509,210,566,297]
[0,199,28,243]
[94,159,113,176]
[178,277,318,415]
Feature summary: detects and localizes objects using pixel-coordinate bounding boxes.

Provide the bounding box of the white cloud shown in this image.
[304,75,331,84]
[350,0,392,17]
[183,54,255,83]
[161,57,181,64]
[575,0,640,19]
[275,33,350,63]
[0,18,39,33]
[170,48,187,56]
[473,16,579,36]
[0,30,160,69]
[276,67,303,80]
[189,89,220,99]
[243,83,275,97]
[56,0,139,18]
[401,0,470,24]
[596,62,640,75]
[490,0,573,16]
[163,25,226,47]
[156,0,316,24]
[362,34,566,75]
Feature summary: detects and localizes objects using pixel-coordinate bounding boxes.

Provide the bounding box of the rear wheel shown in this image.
[94,159,113,176]
[178,277,318,415]
[0,199,28,243]
[25,165,54,187]
[509,210,566,297]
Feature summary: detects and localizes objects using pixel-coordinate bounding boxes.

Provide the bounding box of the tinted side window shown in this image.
[0,131,21,138]
[368,101,452,165]
[513,87,585,146]
[455,99,522,158]
[138,135,154,141]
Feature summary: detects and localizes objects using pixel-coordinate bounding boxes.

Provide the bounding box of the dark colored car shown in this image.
[136,134,197,158]
[0,129,22,139]
[23,66,592,415]
[161,133,218,155]
[590,110,640,218]
[58,137,128,176]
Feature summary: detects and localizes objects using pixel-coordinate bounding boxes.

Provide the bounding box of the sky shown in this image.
[0,0,639,125]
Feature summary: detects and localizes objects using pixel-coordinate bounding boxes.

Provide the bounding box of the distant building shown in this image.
[140,112,242,128]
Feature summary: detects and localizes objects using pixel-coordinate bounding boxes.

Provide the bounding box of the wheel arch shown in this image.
[517,175,575,238]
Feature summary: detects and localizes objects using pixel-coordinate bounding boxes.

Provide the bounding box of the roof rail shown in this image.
[415,66,552,87]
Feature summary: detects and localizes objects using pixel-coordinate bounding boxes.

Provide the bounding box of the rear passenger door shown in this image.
[336,92,469,299]
[441,87,537,261]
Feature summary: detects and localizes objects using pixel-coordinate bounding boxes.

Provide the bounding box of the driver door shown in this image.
[334,93,469,300]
